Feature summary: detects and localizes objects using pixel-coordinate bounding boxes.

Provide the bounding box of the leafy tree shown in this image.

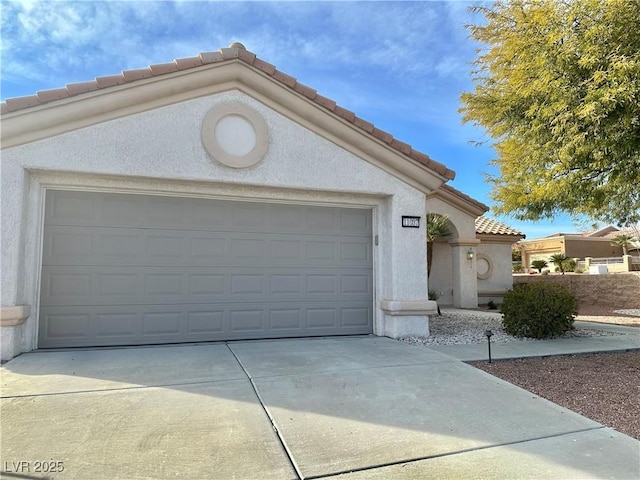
[531,259,548,273]
[460,0,640,226]
[549,253,569,274]
[610,234,633,255]
[512,246,522,262]
[426,213,452,278]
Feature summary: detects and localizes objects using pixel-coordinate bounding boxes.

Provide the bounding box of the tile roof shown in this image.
[442,184,490,212]
[475,216,525,237]
[1,42,455,180]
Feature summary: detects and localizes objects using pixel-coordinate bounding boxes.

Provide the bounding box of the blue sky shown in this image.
[1,0,586,238]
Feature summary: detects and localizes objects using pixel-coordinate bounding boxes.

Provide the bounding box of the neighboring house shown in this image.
[1,43,508,360]
[428,216,525,305]
[519,226,637,270]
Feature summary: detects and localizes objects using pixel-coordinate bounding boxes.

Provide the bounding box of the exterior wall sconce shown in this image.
[467,248,475,260]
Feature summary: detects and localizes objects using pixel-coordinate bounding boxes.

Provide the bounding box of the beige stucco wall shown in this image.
[1,89,433,360]
[428,242,454,305]
[513,273,640,309]
[477,241,515,303]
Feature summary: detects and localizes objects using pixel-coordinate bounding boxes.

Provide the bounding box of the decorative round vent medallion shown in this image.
[476,253,493,280]
[202,103,268,168]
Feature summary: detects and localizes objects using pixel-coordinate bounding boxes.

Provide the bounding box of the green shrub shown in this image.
[531,259,548,273]
[512,264,523,272]
[487,300,498,310]
[501,282,577,339]
[562,258,577,272]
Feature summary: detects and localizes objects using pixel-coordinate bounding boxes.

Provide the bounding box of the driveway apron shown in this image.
[1,337,639,479]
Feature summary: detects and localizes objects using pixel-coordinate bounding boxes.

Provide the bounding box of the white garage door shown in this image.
[38,190,373,348]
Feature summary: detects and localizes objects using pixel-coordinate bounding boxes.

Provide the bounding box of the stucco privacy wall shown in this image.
[513,273,640,310]
[1,90,432,359]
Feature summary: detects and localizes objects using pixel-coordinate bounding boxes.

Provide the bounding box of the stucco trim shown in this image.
[0,306,31,327]
[380,299,438,316]
[449,238,481,247]
[427,186,488,218]
[2,61,449,194]
[477,233,524,244]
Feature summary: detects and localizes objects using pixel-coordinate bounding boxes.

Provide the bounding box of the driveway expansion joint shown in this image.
[0,377,249,399]
[226,342,302,480]
[305,426,607,480]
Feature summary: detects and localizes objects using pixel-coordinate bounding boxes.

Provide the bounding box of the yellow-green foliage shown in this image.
[460,0,640,226]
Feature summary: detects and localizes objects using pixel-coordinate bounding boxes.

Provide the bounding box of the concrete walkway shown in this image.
[1,336,639,479]
[427,318,640,362]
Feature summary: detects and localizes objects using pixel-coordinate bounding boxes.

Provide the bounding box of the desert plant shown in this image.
[501,282,577,339]
[549,253,569,274]
[562,258,577,273]
[611,234,633,255]
[512,264,523,273]
[428,290,442,315]
[531,259,548,273]
[487,300,498,310]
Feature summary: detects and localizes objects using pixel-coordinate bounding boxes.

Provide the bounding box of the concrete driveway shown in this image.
[1,336,638,479]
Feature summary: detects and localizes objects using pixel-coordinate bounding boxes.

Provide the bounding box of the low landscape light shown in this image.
[485,329,494,363]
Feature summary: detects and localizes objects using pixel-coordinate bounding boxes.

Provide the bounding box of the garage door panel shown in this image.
[39,302,372,347]
[43,191,373,236]
[41,265,372,307]
[43,227,369,269]
[39,191,373,348]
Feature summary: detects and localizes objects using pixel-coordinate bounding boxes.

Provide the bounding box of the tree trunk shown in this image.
[427,241,434,278]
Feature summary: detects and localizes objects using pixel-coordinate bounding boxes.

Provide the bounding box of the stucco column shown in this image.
[450,239,480,308]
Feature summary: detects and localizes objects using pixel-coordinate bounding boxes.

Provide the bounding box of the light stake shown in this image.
[485,329,494,363]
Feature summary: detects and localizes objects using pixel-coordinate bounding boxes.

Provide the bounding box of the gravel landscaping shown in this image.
[400,309,619,347]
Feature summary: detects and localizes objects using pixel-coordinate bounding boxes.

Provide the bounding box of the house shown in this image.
[427,215,525,305]
[1,43,515,360]
[519,226,639,271]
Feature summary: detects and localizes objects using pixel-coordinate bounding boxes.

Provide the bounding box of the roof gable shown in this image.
[1,43,455,189]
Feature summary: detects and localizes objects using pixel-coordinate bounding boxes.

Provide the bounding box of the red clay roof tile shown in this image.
[66,81,99,95]
[334,105,356,122]
[475,216,524,237]
[220,47,240,59]
[174,56,202,70]
[313,93,336,111]
[5,95,41,111]
[372,128,393,144]
[238,48,257,64]
[36,88,70,103]
[198,51,224,64]
[122,68,152,82]
[95,74,126,88]
[353,117,375,133]
[293,82,317,99]
[252,58,277,75]
[150,62,179,75]
[272,70,296,88]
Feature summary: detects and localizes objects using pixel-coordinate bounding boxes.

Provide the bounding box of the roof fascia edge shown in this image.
[1,60,447,194]
[427,188,488,217]
[477,233,524,243]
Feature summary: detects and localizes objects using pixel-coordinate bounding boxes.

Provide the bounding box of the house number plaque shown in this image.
[402,216,421,228]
